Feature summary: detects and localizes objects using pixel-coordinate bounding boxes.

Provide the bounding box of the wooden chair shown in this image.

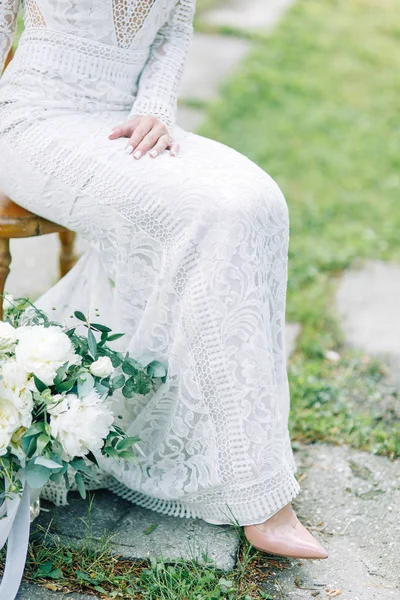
[0,47,77,320]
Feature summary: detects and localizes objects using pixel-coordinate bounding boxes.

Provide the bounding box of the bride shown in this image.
[0,0,327,559]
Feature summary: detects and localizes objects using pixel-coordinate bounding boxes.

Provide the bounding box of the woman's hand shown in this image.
[109,115,179,159]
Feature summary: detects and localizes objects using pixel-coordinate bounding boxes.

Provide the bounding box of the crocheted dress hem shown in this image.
[106,465,301,527]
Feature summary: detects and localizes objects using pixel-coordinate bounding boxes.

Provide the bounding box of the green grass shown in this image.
[199,0,400,458]
[1,513,286,599]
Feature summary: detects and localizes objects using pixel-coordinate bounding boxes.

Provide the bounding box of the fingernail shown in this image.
[149,150,158,158]
[125,145,134,155]
[133,150,142,159]
[170,151,176,157]
[109,130,115,137]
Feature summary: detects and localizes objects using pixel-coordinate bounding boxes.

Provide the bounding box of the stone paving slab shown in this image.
[262,444,400,599]
[180,32,250,102]
[202,0,296,32]
[17,584,97,600]
[336,260,400,379]
[36,490,240,572]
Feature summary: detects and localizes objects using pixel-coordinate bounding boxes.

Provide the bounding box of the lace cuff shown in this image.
[128,96,176,131]
[128,0,195,130]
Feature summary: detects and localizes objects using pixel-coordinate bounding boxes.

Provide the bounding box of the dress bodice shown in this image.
[22,0,178,49]
[0,0,196,127]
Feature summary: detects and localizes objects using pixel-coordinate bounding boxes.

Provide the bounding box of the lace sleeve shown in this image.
[128,0,195,129]
[0,0,19,75]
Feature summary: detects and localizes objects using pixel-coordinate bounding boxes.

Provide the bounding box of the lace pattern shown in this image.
[1,0,194,128]
[0,0,300,526]
[0,0,19,72]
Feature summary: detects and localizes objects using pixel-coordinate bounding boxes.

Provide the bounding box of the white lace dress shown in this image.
[0,0,300,526]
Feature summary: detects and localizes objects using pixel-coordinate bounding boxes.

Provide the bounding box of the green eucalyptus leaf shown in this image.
[94,382,109,399]
[88,328,98,358]
[25,460,52,489]
[116,436,142,451]
[33,374,48,393]
[86,450,99,468]
[103,446,119,460]
[111,374,125,389]
[107,333,125,342]
[122,381,136,398]
[75,472,86,499]
[70,457,93,475]
[24,422,46,437]
[146,360,168,378]
[63,471,70,489]
[74,311,87,322]
[35,433,50,455]
[35,456,63,470]
[117,450,137,462]
[54,362,70,386]
[89,323,112,332]
[77,372,94,397]
[122,360,138,376]
[56,378,76,393]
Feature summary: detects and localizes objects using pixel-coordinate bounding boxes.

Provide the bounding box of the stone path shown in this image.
[262,444,400,600]
[336,259,400,384]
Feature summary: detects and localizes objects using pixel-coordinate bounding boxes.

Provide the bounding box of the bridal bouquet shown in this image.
[0,295,167,599]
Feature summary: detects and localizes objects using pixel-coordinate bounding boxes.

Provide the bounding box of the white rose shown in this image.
[49,389,114,459]
[0,321,17,352]
[15,325,81,386]
[89,356,114,378]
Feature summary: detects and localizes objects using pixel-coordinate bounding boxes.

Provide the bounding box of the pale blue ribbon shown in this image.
[0,474,31,600]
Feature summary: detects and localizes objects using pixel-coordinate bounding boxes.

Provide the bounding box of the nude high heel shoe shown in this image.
[243,504,328,559]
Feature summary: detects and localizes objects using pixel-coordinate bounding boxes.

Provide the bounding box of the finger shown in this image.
[148,134,170,158]
[168,141,180,157]
[109,120,137,139]
[126,120,156,156]
[132,127,166,159]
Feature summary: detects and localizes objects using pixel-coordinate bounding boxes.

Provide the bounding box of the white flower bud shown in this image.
[89,356,114,378]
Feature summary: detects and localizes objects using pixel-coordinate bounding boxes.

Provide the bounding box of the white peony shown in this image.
[47,393,69,416]
[0,359,34,428]
[0,428,12,456]
[15,325,81,386]
[89,356,114,378]
[9,426,27,460]
[0,321,17,352]
[1,358,30,390]
[0,396,21,432]
[49,389,114,459]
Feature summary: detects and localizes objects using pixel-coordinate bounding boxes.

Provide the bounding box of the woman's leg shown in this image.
[0,113,316,539]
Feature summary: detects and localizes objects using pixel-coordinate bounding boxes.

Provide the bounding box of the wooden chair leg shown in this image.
[0,238,11,321]
[58,230,77,278]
